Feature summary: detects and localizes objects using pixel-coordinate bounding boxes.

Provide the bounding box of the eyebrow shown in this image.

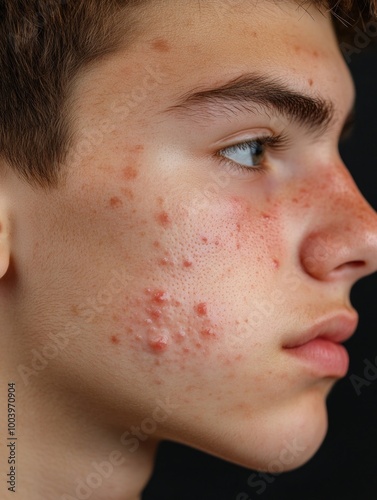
[164,73,352,135]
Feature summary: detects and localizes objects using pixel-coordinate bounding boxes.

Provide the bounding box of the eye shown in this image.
[215,134,289,174]
[218,140,266,169]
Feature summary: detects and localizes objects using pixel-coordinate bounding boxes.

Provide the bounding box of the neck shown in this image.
[0,348,158,500]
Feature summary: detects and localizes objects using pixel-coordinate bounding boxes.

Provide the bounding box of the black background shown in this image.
[143,44,377,500]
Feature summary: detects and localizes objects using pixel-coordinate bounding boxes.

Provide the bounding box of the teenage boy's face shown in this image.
[10,1,377,471]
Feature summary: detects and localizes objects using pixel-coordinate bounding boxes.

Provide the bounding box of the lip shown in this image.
[283,312,359,377]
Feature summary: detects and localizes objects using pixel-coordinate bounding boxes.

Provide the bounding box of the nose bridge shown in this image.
[299,160,377,281]
[326,161,374,217]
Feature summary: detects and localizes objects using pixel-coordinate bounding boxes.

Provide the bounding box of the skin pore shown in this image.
[1,1,377,499]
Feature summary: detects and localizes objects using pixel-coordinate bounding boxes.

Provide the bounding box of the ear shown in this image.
[0,204,10,279]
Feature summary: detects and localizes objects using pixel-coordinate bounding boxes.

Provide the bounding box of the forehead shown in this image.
[74,1,354,131]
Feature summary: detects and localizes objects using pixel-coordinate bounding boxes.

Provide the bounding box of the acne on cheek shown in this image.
[109,289,221,360]
[106,195,283,353]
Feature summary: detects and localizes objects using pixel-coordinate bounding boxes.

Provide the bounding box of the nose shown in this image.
[299,161,377,284]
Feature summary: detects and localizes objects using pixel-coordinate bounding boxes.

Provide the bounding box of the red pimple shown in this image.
[148,336,168,352]
[147,308,162,320]
[201,236,208,244]
[110,335,120,345]
[236,223,241,232]
[195,302,207,316]
[123,167,138,181]
[183,260,193,268]
[201,328,217,338]
[153,241,161,248]
[156,211,171,228]
[272,259,280,270]
[152,290,168,304]
[109,196,123,208]
[174,329,186,343]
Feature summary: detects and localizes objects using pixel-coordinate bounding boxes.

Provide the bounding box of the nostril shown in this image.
[335,260,365,271]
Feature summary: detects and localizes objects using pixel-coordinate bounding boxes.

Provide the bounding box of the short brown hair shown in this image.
[0,0,376,187]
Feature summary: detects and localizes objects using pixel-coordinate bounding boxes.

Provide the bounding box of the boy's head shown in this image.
[1,0,377,187]
[1,1,377,493]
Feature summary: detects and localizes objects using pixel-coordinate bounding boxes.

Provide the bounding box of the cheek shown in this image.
[105,194,285,364]
[116,290,219,356]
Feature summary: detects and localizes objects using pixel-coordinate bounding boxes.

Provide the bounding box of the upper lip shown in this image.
[283,311,359,349]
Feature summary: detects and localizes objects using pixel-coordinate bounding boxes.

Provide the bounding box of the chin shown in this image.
[202,387,331,474]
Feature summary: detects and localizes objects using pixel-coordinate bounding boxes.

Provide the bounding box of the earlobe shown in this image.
[0,219,10,279]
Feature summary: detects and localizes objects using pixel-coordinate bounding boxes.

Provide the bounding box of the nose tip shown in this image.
[299,165,377,283]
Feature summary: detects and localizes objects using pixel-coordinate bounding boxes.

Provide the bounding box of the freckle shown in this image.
[183,260,192,268]
[111,335,120,345]
[158,257,173,266]
[153,241,161,248]
[71,305,79,316]
[151,37,171,52]
[156,211,171,228]
[215,239,220,246]
[237,243,241,250]
[109,196,123,208]
[121,188,134,200]
[195,302,207,316]
[308,78,313,87]
[292,197,299,203]
[130,144,144,153]
[123,167,138,181]
[312,50,319,57]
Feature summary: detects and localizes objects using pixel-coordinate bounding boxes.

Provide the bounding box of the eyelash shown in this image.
[215,134,290,174]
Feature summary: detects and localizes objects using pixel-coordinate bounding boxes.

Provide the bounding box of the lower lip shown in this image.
[285,338,349,377]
